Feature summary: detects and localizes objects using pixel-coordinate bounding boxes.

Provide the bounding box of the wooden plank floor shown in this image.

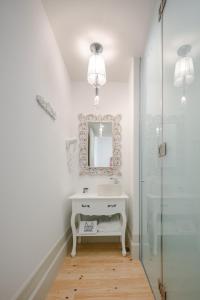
[46,243,154,300]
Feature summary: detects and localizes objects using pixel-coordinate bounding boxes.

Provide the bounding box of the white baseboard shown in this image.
[127,228,139,259]
[13,228,72,300]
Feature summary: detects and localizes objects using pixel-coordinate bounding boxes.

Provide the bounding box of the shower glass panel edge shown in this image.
[139,0,163,299]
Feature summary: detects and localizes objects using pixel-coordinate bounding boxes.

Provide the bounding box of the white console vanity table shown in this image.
[70,193,128,257]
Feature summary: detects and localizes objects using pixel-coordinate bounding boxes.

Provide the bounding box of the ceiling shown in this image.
[42,0,156,82]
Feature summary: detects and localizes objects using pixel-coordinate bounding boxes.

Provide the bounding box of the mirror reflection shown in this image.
[88,122,113,167]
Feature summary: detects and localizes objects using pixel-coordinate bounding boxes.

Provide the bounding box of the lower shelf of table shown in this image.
[76,229,122,237]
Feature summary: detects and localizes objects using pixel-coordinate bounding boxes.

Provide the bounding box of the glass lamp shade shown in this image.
[174,56,194,87]
[87,54,106,87]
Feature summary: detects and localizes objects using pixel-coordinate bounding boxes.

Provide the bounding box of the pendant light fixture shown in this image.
[87,43,106,107]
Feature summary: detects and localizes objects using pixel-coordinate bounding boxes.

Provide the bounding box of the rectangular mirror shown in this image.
[79,114,121,176]
[88,122,113,167]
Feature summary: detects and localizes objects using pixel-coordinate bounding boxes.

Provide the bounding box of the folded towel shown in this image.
[79,220,97,234]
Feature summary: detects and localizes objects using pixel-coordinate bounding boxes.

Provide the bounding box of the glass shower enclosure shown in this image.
[140,0,200,299]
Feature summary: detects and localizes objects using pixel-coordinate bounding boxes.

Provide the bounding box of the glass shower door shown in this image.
[162,0,200,299]
[140,1,162,297]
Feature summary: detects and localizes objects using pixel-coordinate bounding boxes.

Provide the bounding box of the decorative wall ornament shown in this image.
[79,114,122,176]
[36,95,56,120]
[66,138,77,173]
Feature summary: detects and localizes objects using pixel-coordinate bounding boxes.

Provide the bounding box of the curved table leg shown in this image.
[119,214,122,243]
[77,215,81,244]
[71,213,77,257]
[121,212,127,256]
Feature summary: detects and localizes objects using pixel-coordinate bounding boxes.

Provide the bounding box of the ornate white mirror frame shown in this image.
[79,114,122,176]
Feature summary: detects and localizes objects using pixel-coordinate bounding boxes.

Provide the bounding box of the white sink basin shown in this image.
[97,184,122,196]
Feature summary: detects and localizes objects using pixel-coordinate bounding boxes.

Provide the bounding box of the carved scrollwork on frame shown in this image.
[79,114,122,176]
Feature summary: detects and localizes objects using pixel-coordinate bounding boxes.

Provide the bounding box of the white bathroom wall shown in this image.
[71,81,133,196]
[0,1,76,299]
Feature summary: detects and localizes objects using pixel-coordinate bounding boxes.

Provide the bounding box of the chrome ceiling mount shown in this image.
[177,44,192,57]
[90,42,103,54]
